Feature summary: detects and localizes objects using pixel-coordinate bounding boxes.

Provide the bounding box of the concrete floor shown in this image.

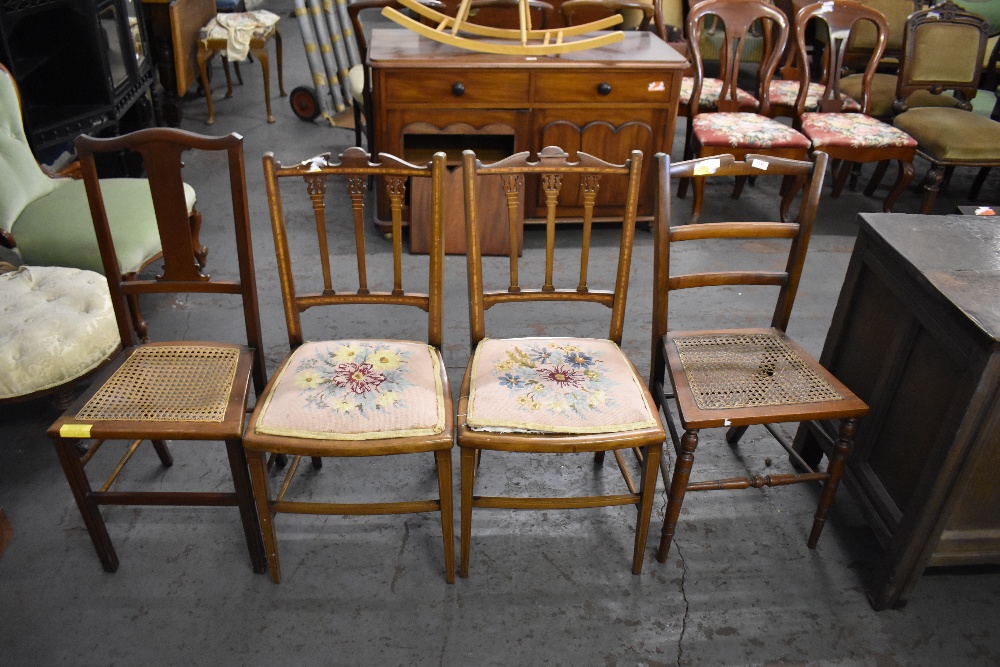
[2,2,999,664]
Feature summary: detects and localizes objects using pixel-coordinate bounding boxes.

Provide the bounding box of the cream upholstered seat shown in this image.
[0,265,119,403]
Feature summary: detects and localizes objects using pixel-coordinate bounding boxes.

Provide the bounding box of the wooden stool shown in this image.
[197,20,286,124]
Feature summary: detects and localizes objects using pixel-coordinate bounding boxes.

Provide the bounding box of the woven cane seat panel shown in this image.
[673,332,843,411]
[75,345,240,422]
[466,337,659,434]
[254,340,446,441]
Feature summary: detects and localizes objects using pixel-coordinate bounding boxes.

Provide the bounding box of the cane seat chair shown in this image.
[457,146,664,577]
[244,148,454,584]
[890,1,1000,212]
[650,151,868,565]
[794,0,917,211]
[560,0,654,30]
[684,0,812,225]
[47,129,268,573]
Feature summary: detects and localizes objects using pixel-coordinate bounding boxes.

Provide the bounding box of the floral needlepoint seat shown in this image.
[693,112,812,149]
[466,337,659,434]
[801,112,916,149]
[255,339,446,440]
[767,80,861,113]
[680,77,758,109]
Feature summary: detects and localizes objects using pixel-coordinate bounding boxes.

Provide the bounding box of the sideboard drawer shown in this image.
[382,70,531,105]
[533,71,673,103]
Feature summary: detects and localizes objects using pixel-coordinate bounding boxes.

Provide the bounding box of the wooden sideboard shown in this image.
[368,29,686,235]
[794,213,1000,610]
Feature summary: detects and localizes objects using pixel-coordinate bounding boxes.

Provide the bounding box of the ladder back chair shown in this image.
[48,128,268,574]
[650,151,868,565]
[890,1,1000,212]
[793,0,917,212]
[244,147,454,583]
[458,146,664,577]
[683,0,812,225]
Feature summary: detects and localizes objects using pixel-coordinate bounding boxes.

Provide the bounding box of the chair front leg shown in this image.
[459,447,477,578]
[226,439,266,574]
[807,418,856,548]
[52,436,119,572]
[657,429,699,563]
[632,442,662,575]
[435,449,456,584]
[247,449,281,582]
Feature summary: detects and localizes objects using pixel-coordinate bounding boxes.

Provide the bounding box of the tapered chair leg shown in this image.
[807,418,856,548]
[459,447,477,578]
[632,443,662,574]
[52,436,119,572]
[151,440,174,467]
[247,449,281,582]
[657,429,699,563]
[226,439,267,573]
[435,449,456,583]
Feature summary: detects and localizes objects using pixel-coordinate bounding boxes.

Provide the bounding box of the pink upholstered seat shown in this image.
[693,112,812,149]
[768,80,861,113]
[801,112,916,148]
[680,76,758,109]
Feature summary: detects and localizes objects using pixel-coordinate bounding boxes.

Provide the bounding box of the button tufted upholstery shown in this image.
[0,266,119,400]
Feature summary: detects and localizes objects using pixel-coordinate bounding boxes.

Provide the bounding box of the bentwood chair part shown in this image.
[48,129,268,574]
[683,0,812,225]
[457,146,664,577]
[793,0,917,212]
[889,1,1000,212]
[0,62,203,341]
[243,148,454,584]
[650,151,868,565]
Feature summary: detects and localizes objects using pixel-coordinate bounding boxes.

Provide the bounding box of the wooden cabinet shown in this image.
[368,29,686,235]
[795,213,1000,610]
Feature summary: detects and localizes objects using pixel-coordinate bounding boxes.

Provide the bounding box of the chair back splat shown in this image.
[48,128,269,575]
[244,147,455,584]
[650,151,869,568]
[457,146,665,578]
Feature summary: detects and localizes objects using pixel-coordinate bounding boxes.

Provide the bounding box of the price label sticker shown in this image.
[693,158,721,176]
[648,81,666,92]
[60,424,92,439]
[751,158,769,171]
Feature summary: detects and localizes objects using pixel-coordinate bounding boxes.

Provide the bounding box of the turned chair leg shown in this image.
[807,418,856,548]
[657,429,699,563]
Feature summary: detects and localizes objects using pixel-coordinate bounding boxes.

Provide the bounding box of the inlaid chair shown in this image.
[649,151,868,565]
[683,0,812,224]
[457,146,664,577]
[243,148,454,584]
[794,0,917,211]
[890,1,1000,212]
[48,129,268,574]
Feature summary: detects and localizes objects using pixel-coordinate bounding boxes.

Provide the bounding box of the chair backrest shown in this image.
[687,0,789,114]
[465,0,555,29]
[794,0,889,115]
[75,128,266,393]
[561,0,654,30]
[651,151,828,343]
[462,146,643,348]
[262,147,447,350]
[0,63,62,235]
[893,0,990,112]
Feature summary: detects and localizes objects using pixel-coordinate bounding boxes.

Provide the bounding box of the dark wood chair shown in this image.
[649,151,869,565]
[682,0,812,224]
[560,0,654,30]
[457,146,664,577]
[243,147,455,584]
[47,128,268,574]
[890,1,1000,212]
[793,0,917,212]
[347,0,447,150]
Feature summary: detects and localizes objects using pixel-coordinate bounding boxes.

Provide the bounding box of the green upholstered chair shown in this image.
[890,1,1000,212]
[0,63,200,337]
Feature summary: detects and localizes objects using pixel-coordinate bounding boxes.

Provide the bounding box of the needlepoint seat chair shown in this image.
[243,147,454,584]
[47,128,269,574]
[457,146,664,577]
[650,151,868,565]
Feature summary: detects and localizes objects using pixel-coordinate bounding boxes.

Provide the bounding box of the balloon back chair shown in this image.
[243,148,455,583]
[650,151,868,565]
[48,128,268,574]
[457,146,664,577]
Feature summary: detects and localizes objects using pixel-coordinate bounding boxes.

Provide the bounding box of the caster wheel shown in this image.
[290,86,320,121]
